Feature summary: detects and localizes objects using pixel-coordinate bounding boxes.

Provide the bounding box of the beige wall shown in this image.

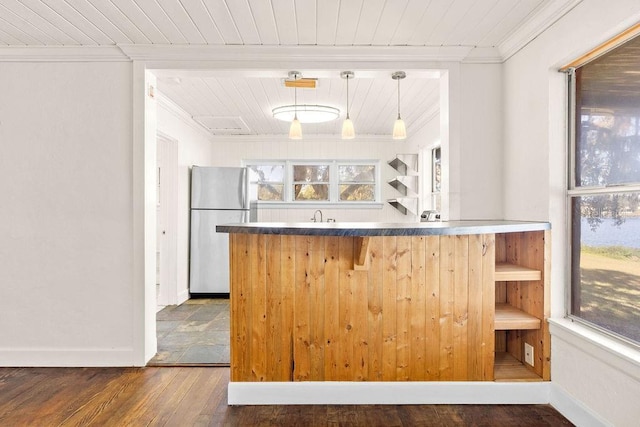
[0,62,136,365]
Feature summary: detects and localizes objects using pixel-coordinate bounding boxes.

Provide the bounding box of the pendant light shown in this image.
[392,71,407,140]
[341,71,355,139]
[289,71,302,139]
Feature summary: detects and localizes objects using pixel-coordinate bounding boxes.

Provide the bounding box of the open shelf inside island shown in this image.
[495,303,541,330]
[494,352,543,382]
[494,230,550,382]
[495,262,541,281]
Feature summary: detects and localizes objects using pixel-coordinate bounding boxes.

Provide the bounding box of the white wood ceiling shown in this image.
[157,71,441,136]
[0,0,562,47]
[0,0,579,136]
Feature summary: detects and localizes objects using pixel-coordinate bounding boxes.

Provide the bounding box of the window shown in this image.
[293,164,330,201]
[246,160,380,205]
[431,147,441,211]
[338,165,376,201]
[567,35,640,345]
[247,163,285,201]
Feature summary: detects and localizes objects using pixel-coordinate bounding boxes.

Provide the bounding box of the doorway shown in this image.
[151,132,230,366]
[149,298,230,366]
[138,65,453,366]
[155,133,179,310]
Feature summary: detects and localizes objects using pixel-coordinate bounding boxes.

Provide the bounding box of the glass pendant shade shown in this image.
[342,115,355,139]
[391,71,407,140]
[341,71,355,140]
[393,115,407,140]
[289,116,302,139]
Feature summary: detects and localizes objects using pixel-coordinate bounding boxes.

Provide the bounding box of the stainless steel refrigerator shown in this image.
[189,166,249,295]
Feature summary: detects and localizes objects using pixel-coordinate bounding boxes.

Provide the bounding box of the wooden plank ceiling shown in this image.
[0,0,571,136]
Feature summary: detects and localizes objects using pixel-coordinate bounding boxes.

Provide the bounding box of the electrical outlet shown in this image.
[524,343,534,366]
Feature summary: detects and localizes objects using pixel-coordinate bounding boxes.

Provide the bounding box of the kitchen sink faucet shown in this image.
[311,209,323,223]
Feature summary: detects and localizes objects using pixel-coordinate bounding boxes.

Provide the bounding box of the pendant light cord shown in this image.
[397,77,401,119]
[346,76,350,119]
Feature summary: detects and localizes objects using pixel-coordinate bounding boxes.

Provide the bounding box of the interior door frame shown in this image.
[132,52,458,364]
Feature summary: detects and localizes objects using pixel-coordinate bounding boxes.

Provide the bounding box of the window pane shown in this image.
[248,164,284,182]
[338,165,375,182]
[575,49,640,187]
[294,184,329,200]
[571,193,640,343]
[257,184,283,201]
[339,184,375,201]
[293,165,329,182]
[432,147,441,193]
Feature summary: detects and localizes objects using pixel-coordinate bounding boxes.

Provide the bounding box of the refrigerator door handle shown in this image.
[241,168,248,209]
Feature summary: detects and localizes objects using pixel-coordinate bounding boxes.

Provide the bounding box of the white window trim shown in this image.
[431,146,441,210]
[244,159,384,209]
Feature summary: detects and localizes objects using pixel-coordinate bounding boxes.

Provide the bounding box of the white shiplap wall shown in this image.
[205,134,438,223]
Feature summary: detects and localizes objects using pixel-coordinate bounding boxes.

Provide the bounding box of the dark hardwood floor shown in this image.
[0,367,573,426]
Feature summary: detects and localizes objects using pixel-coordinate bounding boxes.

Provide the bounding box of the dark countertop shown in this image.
[216,220,551,237]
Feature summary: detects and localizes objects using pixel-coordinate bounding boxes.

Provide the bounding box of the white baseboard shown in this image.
[549,383,611,427]
[177,289,189,305]
[228,381,551,405]
[0,348,136,367]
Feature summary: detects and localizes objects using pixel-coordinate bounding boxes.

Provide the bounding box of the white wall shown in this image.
[203,131,439,223]
[0,62,136,366]
[157,97,215,303]
[437,64,504,221]
[503,0,640,424]
[458,64,503,220]
[412,113,441,213]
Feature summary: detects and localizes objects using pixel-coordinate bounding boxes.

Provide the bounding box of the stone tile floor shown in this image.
[148,298,230,366]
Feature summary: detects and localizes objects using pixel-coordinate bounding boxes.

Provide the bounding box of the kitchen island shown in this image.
[217,221,551,404]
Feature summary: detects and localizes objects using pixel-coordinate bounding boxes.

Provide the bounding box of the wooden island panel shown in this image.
[229,233,496,382]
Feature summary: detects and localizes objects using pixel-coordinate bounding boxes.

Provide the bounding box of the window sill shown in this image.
[548,317,640,381]
[251,201,385,209]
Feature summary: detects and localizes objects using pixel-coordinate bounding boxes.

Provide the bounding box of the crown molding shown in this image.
[0,43,518,64]
[498,0,583,61]
[118,44,475,64]
[461,47,503,64]
[206,134,396,144]
[0,46,128,62]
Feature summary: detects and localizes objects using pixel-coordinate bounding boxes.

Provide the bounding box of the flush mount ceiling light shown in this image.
[273,104,341,123]
[273,71,340,130]
[392,71,407,140]
[341,71,355,139]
